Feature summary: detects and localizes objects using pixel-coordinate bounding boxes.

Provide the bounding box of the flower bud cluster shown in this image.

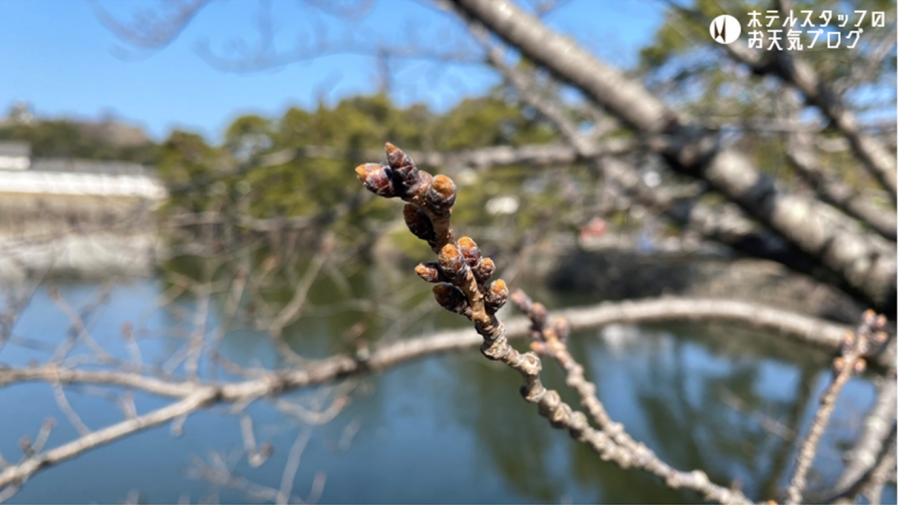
[355,143,507,325]
[833,309,892,376]
[355,143,456,206]
[429,238,504,316]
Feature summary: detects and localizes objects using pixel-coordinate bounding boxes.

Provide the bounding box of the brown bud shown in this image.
[439,244,466,280]
[407,170,433,199]
[415,262,443,283]
[384,142,419,198]
[457,237,482,268]
[485,279,509,314]
[433,283,471,317]
[842,332,856,352]
[554,317,571,342]
[833,356,845,374]
[863,309,877,328]
[403,204,435,242]
[384,142,418,185]
[426,175,457,215]
[356,163,395,197]
[355,162,379,182]
[875,314,887,330]
[853,359,867,375]
[530,341,549,356]
[472,257,495,284]
[872,331,889,345]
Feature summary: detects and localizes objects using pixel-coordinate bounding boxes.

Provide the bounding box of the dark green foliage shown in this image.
[156,90,575,257]
[0,119,160,164]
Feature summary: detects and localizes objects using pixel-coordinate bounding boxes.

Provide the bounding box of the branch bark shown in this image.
[0,389,217,490]
[727,43,898,201]
[0,297,868,399]
[786,128,897,240]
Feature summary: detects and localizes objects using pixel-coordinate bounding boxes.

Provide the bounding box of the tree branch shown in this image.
[0,388,217,490]
[447,0,897,312]
[785,311,889,504]
[727,43,898,201]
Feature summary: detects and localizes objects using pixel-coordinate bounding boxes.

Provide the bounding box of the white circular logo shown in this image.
[709,15,741,44]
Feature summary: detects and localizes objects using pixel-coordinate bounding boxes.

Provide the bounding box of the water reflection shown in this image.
[0,277,895,504]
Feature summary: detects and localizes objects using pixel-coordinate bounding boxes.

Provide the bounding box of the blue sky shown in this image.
[0,0,665,142]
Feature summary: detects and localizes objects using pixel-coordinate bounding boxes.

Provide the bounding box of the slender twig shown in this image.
[354,143,751,504]
[0,389,216,490]
[50,381,90,436]
[785,310,889,504]
[861,429,897,504]
[184,286,211,381]
[512,289,753,501]
[832,369,897,493]
[0,297,868,398]
[276,426,314,505]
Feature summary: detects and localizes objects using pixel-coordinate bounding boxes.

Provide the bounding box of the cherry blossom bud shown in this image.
[832,356,845,374]
[439,244,466,281]
[862,309,877,328]
[485,279,509,314]
[433,283,471,317]
[385,142,418,185]
[842,331,856,350]
[554,317,571,342]
[426,175,456,215]
[472,257,495,284]
[530,341,549,356]
[355,163,395,197]
[403,204,435,242]
[415,262,442,283]
[853,359,867,375]
[457,237,482,267]
[407,170,433,199]
[873,331,889,345]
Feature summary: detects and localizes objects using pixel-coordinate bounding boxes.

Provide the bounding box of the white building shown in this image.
[0,142,31,170]
[0,141,165,199]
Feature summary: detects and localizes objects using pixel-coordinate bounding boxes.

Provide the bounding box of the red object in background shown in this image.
[579,217,607,242]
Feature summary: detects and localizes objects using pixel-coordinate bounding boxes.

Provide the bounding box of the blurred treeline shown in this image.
[2,0,894,255]
[154,90,600,261]
[639,0,896,192]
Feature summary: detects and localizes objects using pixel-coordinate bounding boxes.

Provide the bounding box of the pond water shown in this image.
[0,271,895,504]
